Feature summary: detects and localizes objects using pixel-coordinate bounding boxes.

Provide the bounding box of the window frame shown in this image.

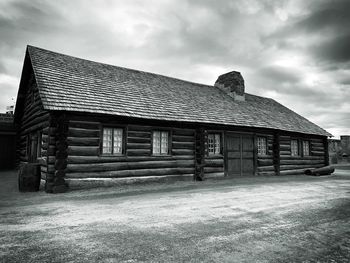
[207,132,223,156]
[257,136,268,156]
[291,139,300,157]
[151,129,172,156]
[37,131,42,158]
[100,126,126,156]
[302,140,310,157]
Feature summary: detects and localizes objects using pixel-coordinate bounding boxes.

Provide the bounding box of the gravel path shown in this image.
[0,170,349,262]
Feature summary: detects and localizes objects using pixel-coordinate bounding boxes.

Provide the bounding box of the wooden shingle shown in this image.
[27,45,330,136]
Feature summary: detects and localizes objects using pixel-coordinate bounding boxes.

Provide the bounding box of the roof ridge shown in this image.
[27,45,214,89]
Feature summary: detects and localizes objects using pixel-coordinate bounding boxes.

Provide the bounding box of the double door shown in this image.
[225,134,255,176]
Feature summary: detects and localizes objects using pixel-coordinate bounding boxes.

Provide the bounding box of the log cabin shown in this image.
[14,46,331,193]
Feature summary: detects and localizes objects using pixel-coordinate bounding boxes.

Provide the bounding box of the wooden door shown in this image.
[225,134,255,176]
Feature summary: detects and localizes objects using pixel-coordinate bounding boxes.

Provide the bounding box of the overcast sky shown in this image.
[0,0,349,138]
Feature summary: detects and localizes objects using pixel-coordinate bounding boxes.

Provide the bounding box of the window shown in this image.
[291,139,299,156]
[152,131,169,155]
[102,128,124,155]
[302,140,310,156]
[37,132,42,158]
[208,133,221,155]
[257,137,267,155]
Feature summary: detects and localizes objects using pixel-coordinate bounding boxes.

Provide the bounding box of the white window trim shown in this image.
[257,137,267,156]
[102,127,124,155]
[208,133,221,155]
[291,139,299,156]
[152,130,170,155]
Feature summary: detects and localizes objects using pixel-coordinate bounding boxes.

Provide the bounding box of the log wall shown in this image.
[256,133,275,176]
[17,73,50,180]
[65,120,196,180]
[278,135,326,175]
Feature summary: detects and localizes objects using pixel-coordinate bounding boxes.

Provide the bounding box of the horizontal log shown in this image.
[127,149,151,156]
[257,159,273,166]
[280,155,325,160]
[127,143,150,150]
[172,135,194,142]
[66,167,195,178]
[279,136,290,140]
[280,150,291,155]
[21,121,49,136]
[311,142,324,147]
[172,128,195,136]
[21,112,49,131]
[204,167,224,173]
[127,125,153,131]
[127,136,151,144]
[205,158,224,167]
[127,131,150,138]
[47,164,55,173]
[204,172,225,178]
[67,137,100,146]
[280,145,291,151]
[280,159,325,165]
[68,146,99,156]
[67,155,194,164]
[310,138,324,143]
[310,151,325,156]
[68,127,100,137]
[257,165,275,172]
[279,169,308,176]
[172,141,194,149]
[172,149,194,155]
[280,163,324,171]
[66,159,195,173]
[311,146,324,151]
[69,120,100,130]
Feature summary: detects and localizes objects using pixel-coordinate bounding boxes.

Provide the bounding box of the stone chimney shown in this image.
[214,71,245,101]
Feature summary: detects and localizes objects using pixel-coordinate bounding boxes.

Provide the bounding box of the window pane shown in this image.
[303,141,309,156]
[214,134,221,154]
[160,131,168,154]
[153,131,161,154]
[257,137,267,155]
[291,140,299,156]
[208,134,214,154]
[113,128,123,154]
[103,128,113,154]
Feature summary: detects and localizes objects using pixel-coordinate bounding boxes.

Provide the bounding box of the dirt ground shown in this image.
[0,169,350,263]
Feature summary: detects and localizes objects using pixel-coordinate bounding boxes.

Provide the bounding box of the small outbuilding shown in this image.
[0,113,16,170]
[15,46,331,192]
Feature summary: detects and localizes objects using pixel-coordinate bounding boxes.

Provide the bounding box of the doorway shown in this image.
[225,134,255,176]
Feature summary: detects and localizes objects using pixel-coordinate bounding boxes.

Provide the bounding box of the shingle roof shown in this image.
[26,45,331,136]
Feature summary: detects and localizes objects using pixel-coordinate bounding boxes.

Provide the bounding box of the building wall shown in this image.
[17,73,50,177]
[0,114,16,170]
[63,116,195,182]
[40,112,329,189]
[278,135,326,175]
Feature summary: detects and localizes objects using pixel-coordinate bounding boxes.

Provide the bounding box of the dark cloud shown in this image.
[298,0,350,33]
[311,34,350,63]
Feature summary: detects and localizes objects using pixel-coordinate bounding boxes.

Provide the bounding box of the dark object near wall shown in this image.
[18,163,41,191]
[0,113,16,170]
[304,166,335,176]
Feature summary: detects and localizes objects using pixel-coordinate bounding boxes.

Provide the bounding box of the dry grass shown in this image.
[0,170,349,262]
